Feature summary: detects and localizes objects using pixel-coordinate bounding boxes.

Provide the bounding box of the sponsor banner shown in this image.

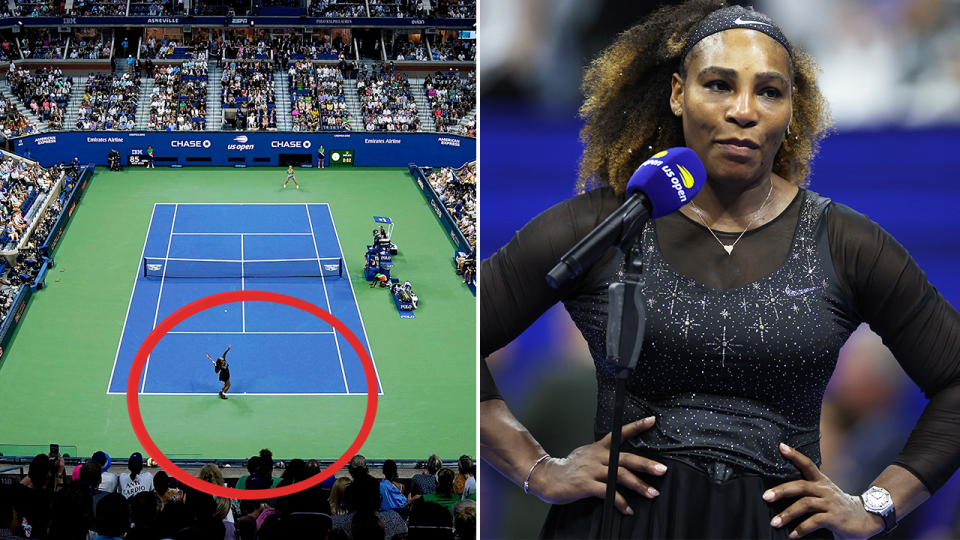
[170,164,184,168]
[438,136,460,147]
[16,132,474,168]
[411,167,469,251]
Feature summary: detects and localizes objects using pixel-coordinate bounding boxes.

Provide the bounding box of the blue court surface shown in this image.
[108,203,382,396]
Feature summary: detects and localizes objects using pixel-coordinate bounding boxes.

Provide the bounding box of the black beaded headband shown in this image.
[680,7,792,64]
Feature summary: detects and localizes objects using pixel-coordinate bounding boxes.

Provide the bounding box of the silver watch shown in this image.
[860,486,897,535]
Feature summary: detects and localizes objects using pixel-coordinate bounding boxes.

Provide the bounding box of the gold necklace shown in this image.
[689,182,774,256]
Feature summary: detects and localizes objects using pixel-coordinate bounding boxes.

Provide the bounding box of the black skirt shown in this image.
[219,368,230,382]
[540,456,834,539]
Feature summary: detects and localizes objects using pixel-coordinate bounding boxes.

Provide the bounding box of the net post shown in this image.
[339,257,344,278]
[143,257,147,277]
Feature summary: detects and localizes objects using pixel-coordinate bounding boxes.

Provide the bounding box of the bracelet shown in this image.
[523,454,550,495]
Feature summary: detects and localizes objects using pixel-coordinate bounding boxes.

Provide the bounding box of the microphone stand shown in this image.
[599,235,647,540]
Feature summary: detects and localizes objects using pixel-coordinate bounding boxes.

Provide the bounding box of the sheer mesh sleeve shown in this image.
[479,188,623,401]
[828,203,960,494]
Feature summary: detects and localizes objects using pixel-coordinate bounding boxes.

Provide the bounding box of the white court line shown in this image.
[241,233,245,332]
[144,257,321,263]
[325,204,384,395]
[107,391,360,396]
[171,232,313,236]
[306,204,350,394]
[106,203,159,394]
[167,331,335,334]
[143,204,178,394]
[168,203,332,206]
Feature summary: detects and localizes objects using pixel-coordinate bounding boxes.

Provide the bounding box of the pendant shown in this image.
[724,245,734,255]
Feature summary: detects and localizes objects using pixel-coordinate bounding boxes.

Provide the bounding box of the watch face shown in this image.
[863,488,893,513]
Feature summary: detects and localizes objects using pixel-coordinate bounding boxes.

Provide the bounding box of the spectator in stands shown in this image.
[329,477,352,516]
[351,511,385,540]
[462,464,476,501]
[424,468,459,513]
[175,491,226,538]
[348,454,369,479]
[453,455,472,495]
[236,455,260,489]
[76,459,111,518]
[92,450,119,493]
[379,460,408,511]
[198,462,237,531]
[334,473,407,539]
[0,486,24,537]
[411,454,442,496]
[408,501,454,538]
[453,499,477,540]
[94,493,130,540]
[47,480,97,538]
[255,448,279,487]
[119,452,154,498]
[15,452,63,537]
[126,491,164,540]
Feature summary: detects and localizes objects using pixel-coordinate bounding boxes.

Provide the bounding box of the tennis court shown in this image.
[0,167,475,460]
[109,203,379,396]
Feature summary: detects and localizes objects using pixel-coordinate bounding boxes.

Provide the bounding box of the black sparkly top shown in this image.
[481,187,960,494]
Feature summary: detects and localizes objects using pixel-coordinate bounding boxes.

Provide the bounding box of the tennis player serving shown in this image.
[207,345,232,399]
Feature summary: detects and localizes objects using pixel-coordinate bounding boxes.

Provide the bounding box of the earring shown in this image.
[675,108,682,116]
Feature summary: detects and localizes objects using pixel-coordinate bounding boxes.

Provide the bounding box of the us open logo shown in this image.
[228,135,255,151]
[146,264,163,272]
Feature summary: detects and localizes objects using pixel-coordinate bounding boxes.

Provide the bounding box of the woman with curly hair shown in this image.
[481,1,960,538]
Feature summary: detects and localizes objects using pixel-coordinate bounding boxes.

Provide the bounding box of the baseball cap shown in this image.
[129,452,143,469]
[92,451,112,472]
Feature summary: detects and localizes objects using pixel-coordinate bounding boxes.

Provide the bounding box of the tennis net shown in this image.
[142,257,344,278]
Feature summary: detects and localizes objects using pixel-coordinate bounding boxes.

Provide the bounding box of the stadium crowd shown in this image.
[13,0,62,17]
[274,33,347,62]
[0,156,81,315]
[357,71,421,132]
[0,449,476,539]
[430,37,474,62]
[6,66,70,132]
[309,0,367,18]
[69,30,109,60]
[0,95,38,138]
[17,30,65,60]
[424,70,474,134]
[220,60,277,130]
[427,162,475,256]
[442,0,475,18]
[67,0,128,16]
[148,62,208,131]
[392,41,428,62]
[288,62,351,131]
[128,0,180,17]
[75,72,140,131]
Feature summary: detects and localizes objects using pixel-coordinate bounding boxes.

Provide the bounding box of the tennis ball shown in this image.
[224,309,227,312]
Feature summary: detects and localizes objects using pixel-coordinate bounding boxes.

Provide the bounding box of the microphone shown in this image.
[546,148,706,288]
